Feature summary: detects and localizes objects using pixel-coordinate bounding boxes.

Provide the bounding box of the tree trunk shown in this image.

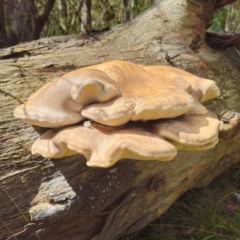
[101,0,115,30]
[0,3,8,48]
[31,0,56,40]
[1,0,240,240]
[4,0,34,46]
[225,3,234,32]
[81,0,92,34]
[123,0,131,22]
[57,0,68,34]
[0,0,55,48]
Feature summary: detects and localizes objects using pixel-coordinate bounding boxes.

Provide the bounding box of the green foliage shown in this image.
[132,0,151,15]
[40,0,239,38]
[208,7,229,32]
[40,0,153,38]
[208,0,240,32]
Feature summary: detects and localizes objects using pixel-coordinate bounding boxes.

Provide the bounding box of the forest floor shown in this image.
[122,163,240,240]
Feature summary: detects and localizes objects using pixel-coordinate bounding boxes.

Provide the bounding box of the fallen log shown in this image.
[1,0,240,239]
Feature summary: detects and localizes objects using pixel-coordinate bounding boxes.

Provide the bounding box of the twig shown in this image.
[0,0,20,10]
[0,218,17,240]
[0,185,42,240]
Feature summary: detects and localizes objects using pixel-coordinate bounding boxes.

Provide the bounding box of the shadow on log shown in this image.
[1,0,240,239]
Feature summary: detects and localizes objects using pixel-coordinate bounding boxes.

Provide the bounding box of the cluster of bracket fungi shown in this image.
[14,60,221,168]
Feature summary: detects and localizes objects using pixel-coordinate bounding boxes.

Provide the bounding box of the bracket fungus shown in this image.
[31,123,177,168]
[14,69,121,128]
[14,60,221,168]
[152,110,220,150]
[82,61,197,126]
[143,66,220,116]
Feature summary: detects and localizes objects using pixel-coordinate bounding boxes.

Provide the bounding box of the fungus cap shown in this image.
[31,123,177,168]
[14,60,220,128]
[144,65,220,115]
[14,69,121,128]
[173,136,219,150]
[145,66,220,102]
[82,60,196,126]
[152,110,220,149]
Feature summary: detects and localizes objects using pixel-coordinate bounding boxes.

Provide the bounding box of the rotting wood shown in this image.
[1,0,240,239]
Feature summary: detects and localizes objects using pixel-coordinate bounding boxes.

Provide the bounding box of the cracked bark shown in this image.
[0,0,240,239]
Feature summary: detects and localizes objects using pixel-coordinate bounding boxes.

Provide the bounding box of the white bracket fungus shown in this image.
[31,123,177,168]
[14,60,221,168]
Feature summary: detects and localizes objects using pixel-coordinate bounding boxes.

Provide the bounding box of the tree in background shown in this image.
[0,0,55,48]
[81,0,92,34]
[0,0,239,49]
[0,0,154,48]
[209,0,240,32]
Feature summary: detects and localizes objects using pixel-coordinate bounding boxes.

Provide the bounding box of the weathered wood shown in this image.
[1,0,240,239]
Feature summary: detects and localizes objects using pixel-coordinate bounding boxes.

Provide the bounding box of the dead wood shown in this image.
[1,0,240,239]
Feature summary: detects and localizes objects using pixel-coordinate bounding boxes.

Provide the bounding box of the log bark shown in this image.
[1,0,240,239]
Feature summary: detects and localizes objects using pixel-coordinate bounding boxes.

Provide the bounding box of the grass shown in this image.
[122,163,240,240]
